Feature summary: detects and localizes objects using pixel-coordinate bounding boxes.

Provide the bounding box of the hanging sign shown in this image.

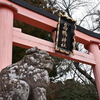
[55,13,76,54]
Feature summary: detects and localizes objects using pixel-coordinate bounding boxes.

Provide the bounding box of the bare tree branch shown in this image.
[73,61,96,86]
[79,2,100,25]
[71,66,98,99]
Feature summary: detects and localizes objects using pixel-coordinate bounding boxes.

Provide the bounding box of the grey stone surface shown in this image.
[0,47,54,100]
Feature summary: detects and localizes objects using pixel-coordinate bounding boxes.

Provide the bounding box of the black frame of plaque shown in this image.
[55,13,76,55]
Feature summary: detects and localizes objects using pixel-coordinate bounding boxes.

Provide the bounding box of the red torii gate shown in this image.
[0,0,100,98]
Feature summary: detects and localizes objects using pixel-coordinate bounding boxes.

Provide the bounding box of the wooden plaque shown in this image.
[55,13,76,54]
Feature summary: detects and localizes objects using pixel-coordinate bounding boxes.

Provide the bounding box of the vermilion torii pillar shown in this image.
[0,0,100,99]
[0,2,17,69]
[88,42,100,98]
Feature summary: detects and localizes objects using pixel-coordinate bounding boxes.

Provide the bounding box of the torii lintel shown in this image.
[0,0,100,98]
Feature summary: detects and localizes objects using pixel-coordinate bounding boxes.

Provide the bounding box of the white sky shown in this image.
[53,0,99,82]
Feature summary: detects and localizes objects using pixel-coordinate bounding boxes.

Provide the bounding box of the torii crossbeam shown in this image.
[0,0,100,98]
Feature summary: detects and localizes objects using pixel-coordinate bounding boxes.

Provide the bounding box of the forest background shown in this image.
[13,0,100,99]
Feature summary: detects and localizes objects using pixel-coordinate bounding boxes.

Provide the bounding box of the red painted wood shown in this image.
[75,30,100,48]
[88,42,100,98]
[0,3,16,70]
[52,31,56,43]
[0,2,17,12]
[13,28,95,66]
[1,0,100,46]
[0,0,57,32]
[0,0,100,98]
